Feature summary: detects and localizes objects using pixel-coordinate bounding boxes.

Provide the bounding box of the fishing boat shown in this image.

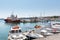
[4,14,20,23]
[8,25,28,40]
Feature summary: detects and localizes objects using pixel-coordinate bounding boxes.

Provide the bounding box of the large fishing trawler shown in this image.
[4,14,20,23]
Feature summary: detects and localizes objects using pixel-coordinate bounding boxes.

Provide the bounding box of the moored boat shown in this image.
[26,30,44,40]
[8,25,28,40]
[51,21,60,33]
[4,14,20,23]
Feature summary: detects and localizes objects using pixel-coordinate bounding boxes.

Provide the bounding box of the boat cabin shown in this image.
[10,25,21,33]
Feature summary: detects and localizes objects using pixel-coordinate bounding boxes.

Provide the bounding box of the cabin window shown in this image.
[16,30,18,33]
[19,30,21,32]
[10,30,15,33]
[53,23,60,25]
[10,30,21,33]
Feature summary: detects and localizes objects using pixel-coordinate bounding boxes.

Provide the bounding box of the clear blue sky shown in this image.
[0,0,60,18]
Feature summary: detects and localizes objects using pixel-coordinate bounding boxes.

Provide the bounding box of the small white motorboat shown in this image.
[8,25,28,40]
[40,30,53,36]
[26,30,44,39]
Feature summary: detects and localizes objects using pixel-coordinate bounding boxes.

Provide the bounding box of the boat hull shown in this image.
[4,19,20,23]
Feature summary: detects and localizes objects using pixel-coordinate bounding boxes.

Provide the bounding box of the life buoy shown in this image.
[35,25,41,29]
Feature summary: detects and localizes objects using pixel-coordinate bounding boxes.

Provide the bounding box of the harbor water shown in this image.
[0,20,50,40]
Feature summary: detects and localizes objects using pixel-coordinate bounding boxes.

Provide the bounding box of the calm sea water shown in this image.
[0,20,50,40]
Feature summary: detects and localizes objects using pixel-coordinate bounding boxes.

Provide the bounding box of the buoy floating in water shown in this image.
[34,25,41,29]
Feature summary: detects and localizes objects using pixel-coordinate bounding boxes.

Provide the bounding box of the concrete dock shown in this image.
[33,33,60,40]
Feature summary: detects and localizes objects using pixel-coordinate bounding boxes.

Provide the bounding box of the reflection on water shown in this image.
[0,20,49,40]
